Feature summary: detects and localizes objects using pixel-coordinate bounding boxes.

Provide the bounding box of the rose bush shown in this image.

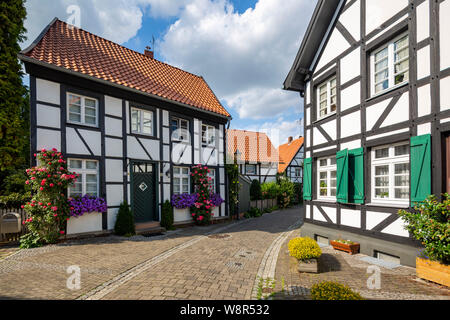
[190,164,216,225]
[20,149,78,248]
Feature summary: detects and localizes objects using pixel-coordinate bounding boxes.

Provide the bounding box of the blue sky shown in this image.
[22,0,316,146]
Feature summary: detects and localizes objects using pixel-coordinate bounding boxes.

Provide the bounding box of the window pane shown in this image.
[395,145,409,156]
[375,188,389,198]
[375,177,389,187]
[85,98,96,108]
[173,185,180,193]
[173,167,180,174]
[86,174,97,183]
[395,71,409,85]
[320,159,327,167]
[375,58,388,72]
[395,163,409,175]
[375,165,389,176]
[375,48,388,62]
[85,115,96,125]
[375,80,389,93]
[182,168,189,175]
[86,184,97,194]
[395,188,409,199]
[320,172,327,180]
[85,107,96,117]
[375,70,389,84]
[68,94,81,106]
[86,161,97,169]
[330,157,337,165]
[69,160,82,169]
[395,175,409,187]
[395,36,408,51]
[375,148,389,159]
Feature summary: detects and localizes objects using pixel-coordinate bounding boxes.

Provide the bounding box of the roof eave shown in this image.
[19,54,232,120]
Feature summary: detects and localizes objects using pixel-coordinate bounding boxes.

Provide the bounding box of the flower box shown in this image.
[67,211,103,235]
[416,257,450,287]
[330,240,360,255]
[297,258,319,273]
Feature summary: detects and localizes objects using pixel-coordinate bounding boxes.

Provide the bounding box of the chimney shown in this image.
[144,46,154,59]
[288,136,293,144]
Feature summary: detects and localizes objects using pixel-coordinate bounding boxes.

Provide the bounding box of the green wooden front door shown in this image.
[132,162,157,223]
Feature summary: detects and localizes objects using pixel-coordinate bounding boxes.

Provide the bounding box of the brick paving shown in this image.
[272,231,450,300]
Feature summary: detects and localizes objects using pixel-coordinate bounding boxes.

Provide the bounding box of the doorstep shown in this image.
[135,222,166,235]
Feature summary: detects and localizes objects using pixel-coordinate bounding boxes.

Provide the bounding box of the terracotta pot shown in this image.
[416,257,450,287]
[330,240,360,255]
[297,258,319,273]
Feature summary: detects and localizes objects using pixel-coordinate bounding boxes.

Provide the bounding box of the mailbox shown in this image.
[0,212,22,234]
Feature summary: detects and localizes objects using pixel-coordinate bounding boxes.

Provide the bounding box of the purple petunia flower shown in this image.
[69,195,107,217]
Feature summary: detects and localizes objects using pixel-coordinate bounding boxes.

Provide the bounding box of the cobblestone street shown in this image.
[0,207,448,300]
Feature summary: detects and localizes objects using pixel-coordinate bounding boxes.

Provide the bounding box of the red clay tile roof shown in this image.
[20,19,230,118]
[227,129,279,164]
[277,137,304,173]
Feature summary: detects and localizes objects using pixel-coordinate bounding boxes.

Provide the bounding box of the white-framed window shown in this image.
[246,164,257,175]
[371,142,410,204]
[173,166,190,195]
[317,76,337,119]
[131,107,154,136]
[202,124,216,146]
[295,168,302,177]
[208,169,216,193]
[317,156,337,199]
[171,117,190,142]
[370,33,409,96]
[68,159,99,198]
[67,93,98,127]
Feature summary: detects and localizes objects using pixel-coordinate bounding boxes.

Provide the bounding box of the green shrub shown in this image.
[261,182,279,200]
[114,202,135,236]
[293,183,302,205]
[245,207,262,218]
[250,180,262,201]
[161,200,174,230]
[0,192,31,209]
[311,281,364,300]
[277,179,295,208]
[288,237,322,260]
[398,194,449,264]
[1,170,31,195]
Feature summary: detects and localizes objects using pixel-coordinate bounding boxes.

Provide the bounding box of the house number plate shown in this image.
[139,182,148,192]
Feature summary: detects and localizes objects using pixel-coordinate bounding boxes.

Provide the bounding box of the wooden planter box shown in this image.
[416,257,450,287]
[330,240,360,255]
[297,258,319,273]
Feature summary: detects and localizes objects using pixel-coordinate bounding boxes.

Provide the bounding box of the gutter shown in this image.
[18,54,232,121]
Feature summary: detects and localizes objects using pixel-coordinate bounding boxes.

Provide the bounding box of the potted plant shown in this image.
[288,237,322,273]
[399,194,449,287]
[330,239,360,255]
[67,194,107,235]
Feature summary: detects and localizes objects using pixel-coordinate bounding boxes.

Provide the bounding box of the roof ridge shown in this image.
[54,18,205,81]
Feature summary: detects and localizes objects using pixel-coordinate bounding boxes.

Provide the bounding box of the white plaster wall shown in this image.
[172,143,192,165]
[105,137,123,158]
[163,110,169,126]
[418,84,432,117]
[105,117,122,137]
[79,130,102,156]
[127,136,148,160]
[416,0,430,43]
[107,208,119,230]
[163,184,170,202]
[106,185,123,207]
[380,93,409,128]
[316,28,350,71]
[66,128,90,155]
[163,145,170,162]
[340,48,360,85]
[440,0,450,71]
[366,98,392,130]
[340,81,361,111]
[366,211,391,230]
[340,140,361,151]
[340,208,361,228]
[313,145,337,153]
[322,206,337,224]
[381,218,409,237]
[105,159,123,182]
[340,111,361,138]
[202,147,217,166]
[365,0,408,35]
[306,107,311,126]
[139,138,160,161]
[313,127,328,146]
[440,76,450,112]
[36,78,60,105]
[417,46,431,80]
[104,96,122,117]
[306,82,311,105]
[366,128,409,141]
[37,104,60,128]
[321,120,337,141]
[37,128,61,151]
[306,205,311,219]
[339,0,360,41]
[313,206,327,223]
[163,127,170,144]
[417,123,432,135]
[220,168,225,184]
[313,63,337,80]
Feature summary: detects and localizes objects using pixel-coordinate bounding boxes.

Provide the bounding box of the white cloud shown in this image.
[159,0,315,120]
[23,0,186,49]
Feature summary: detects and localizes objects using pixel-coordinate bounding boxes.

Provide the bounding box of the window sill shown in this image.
[67,121,99,129]
[316,199,337,203]
[366,202,409,209]
[366,82,409,102]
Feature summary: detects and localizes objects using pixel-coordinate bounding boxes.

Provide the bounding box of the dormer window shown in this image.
[317,76,337,120]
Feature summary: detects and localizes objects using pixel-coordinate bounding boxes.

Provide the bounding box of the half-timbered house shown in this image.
[284,0,450,266]
[19,18,231,234]
[227,129,278,183]
[278,137,304,183]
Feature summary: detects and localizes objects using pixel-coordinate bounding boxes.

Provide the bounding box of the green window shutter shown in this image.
[411,134,431,206]
[303,158,312,200]
[336,149,349,203]
[348,148,364,204]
